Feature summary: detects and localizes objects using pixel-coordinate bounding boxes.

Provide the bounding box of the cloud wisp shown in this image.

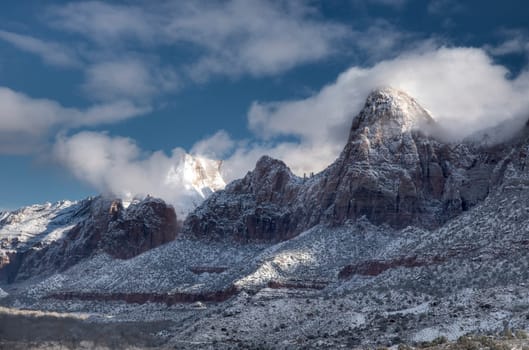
[0,30,81,68]
[485,29,529,57]
[0,87,149,154]
[54,131,199,215]
[82,59,179,102]
[45,0,351,80]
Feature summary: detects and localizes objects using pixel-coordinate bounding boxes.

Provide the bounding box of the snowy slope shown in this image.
[0,195,178,283]
[0,200,86,249]
[13,183,529,347]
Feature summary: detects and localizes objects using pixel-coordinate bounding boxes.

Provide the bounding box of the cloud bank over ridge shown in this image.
[1,1,529,210]
[217,46,529,180]
[54,45,529,209]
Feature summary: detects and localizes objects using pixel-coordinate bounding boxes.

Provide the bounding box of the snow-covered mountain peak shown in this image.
[352,87,435,138]
[339,87,440,167]
[165,154,225,198]
[188,88,514,239]
[182,154,225,198]
[0,199,82,248]
[155,153,226,217]
[238,155,301,195]
[252,156,296,180]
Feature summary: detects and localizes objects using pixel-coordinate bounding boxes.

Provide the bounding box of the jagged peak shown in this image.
[255,155,287,170]
[253,155,297,179]
[350,87,435,137]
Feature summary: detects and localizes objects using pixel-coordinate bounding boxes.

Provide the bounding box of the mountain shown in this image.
[0,153,224,283]
[3,88,529,349]
[185,88,512,241]
[0,196,177,283]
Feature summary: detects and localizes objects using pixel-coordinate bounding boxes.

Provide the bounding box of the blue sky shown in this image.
[0,0,528,210]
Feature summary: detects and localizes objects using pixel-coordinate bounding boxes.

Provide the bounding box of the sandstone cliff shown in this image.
[185,88,524,241]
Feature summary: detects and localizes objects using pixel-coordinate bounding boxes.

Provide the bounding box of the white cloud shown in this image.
[486,30,529,57]
[47,2,157,46]
[0,87,66,135]
[173,0,350,79]
[53,46,529,210]
[47,0,351,80]
[216,46,529,179]
[54,132,173,194]
[490,39,529,56]
[0,87,149,154]
[350,22,436,63]
[71,101,152,127]
[53,131,204,216]
[0,30,80,68]
[0,28,179,104]
[190,130,235,160]
[82,59,179,102]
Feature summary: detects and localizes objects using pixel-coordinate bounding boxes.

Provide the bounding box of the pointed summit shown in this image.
[349,87,435,140]
[343,88,437,165]
[186,87,525,243]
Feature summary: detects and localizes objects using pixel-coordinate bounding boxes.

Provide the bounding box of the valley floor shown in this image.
[2,304,529,350]
[0,306,171,350]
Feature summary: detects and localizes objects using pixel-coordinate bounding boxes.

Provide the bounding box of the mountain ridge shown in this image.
[3,87,529,347]
[184,87,522,241]
[2,87,525,280]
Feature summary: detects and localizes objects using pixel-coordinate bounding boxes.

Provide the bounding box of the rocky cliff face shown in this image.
[185,88,523,241]
[185,156,304,241]
[0,196,178,282]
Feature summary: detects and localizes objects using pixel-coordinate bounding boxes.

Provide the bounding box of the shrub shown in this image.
[501,328,514,339]
[515,329,528,339]
[455,336,479,350]
[432,336,448,345]
[418,336,448,348]
[397,344,413,350]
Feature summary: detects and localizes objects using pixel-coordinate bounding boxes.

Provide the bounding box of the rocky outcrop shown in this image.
[185,156,303,241]
[101,197,179,259]
[185,88,524,242]
[0,251,24,283]
[1,196,178,282]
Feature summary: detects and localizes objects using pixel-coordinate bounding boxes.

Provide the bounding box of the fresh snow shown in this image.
[0,200,80,248]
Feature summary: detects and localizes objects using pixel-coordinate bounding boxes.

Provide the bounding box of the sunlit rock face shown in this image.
[128,153,227,218]
[181,154,226,198]
[185,88,525,241]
